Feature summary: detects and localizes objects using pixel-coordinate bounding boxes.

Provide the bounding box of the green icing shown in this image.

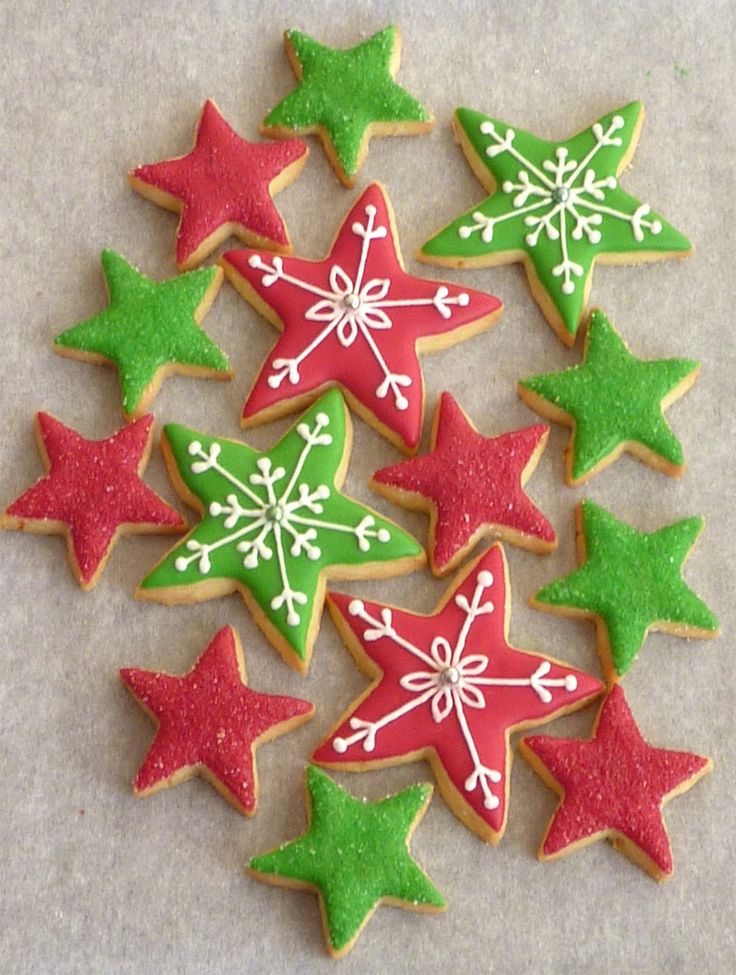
[262,26,431,182]
[520,309,698,482]
[534,499,718,677]
[421,103,692,339]
[139,389,422,664]
[54,250,229,417]
[249,766,444,955]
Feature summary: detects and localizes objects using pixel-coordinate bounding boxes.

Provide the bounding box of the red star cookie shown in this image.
[221,183,503,453]
[313,545,602,843]
[520,684,712,880]
[129,100,308,269]
[372,392,556,575]
[1,413,185,589]
[120,626,314,815]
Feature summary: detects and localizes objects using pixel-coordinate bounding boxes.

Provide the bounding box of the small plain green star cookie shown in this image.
[261,26,433,186]
[519,309,699,484]
[54,250,230,419]
[419,103,691,344]
[248,766,445,958]
[531,499,719,682]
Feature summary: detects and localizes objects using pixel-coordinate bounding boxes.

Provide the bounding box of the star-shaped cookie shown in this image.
[313,545,602,843]
[372,391,556,575]
[129,100,308,269]
[532,499,719,682]
[137,389,424,673]
[121,626,313,815]
[419,102,691,344]
[249,766,444,958]
[222,183,502,453]
[54,251,230,419]
[261,26,433,186]
[1,413,184,589]
[520,685,712,880]
[519,309,698,484]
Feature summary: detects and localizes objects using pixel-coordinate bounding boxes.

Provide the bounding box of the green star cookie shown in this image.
[261,26,433,186]
[249,766,444,958]
[519,309,699,484]
[419,102,692,344]
[54,250,230,419]
[532,500,719,681]
[137,389,424,673]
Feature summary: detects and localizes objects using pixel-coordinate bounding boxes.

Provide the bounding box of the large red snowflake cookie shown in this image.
[221,182,502,453]
[372,391,556,575]
[313,544,602,842]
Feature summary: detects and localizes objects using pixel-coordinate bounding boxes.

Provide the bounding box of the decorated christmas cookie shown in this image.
[519,309,699,485]
[222,183,502,453]
[249,765,444,958]
[261,26,433,187]
[313,545,602,843]
[372,391,556,575]
[129,100,308,270]
[519,685,712,880]
[0,413,184,589]
[120,626,313,815]
[532,499,719,682]
[419,102,691,344]
[54,251,230,420]
[137,389,424,673]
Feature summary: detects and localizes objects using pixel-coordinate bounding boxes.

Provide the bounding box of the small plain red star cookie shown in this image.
[372,392,556,575]
[130,99,308,269]
[121,625,314,815]
[520,684,712,880]
[1,413,185,589]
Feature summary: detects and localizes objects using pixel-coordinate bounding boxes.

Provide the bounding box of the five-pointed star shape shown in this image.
[129,99,308,269]
[137,389,423,673]
[249,765,444,958]
[1,413,184,589]
[419,102,692,344]
[222,183,502,453]
[519,309,699,484]
[520,685,712,880]
[54,250,231,420]
[372,391,556,575]
[261,26,433,186]
[313,545,602,843]
[532,499,719,682]
[120,626,313,815]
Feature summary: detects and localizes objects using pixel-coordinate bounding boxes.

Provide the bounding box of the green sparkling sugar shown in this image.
[249,766,444,957]
[420,102,692,342]
[519,309,699,484]
[532,499,719,680]
[262,26,432,185]
[54,250,230,419]
[137,389,423,671]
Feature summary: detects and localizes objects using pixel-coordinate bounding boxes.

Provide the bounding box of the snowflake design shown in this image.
[171,410,391,626]
[333,568,578,811]
[458,115,663,295]
[247,202,470,410]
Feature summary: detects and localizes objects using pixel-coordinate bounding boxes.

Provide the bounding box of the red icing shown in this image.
[120,626,313,813]
[4,413,184,586]
[131,100,307,267]
[223,184,502,452]
[523,685,710,876]
[313,545,601,840]
[373,392,556,570]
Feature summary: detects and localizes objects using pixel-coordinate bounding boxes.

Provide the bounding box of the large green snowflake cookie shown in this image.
[419,102,691,344]
[137,389,424,673]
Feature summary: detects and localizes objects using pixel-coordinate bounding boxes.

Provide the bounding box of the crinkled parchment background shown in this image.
[1,2,734,972]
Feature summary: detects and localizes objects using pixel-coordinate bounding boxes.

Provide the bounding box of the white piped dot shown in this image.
[174,557,188,572]
[348,599,365,616]
[457,293,470,306]
[209,502,222,516]
[286,611,300,626]
[562,281,575,295]
[316,412,329,425]
[651,221,662,234]
[458,226,472,239]
[187,441,202,455]
[333,738,348,754]
[477,570,494,587]
[479,121,495,134]
[248,255,259,267]
[564,675,578,691]
[377,529,390,543]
